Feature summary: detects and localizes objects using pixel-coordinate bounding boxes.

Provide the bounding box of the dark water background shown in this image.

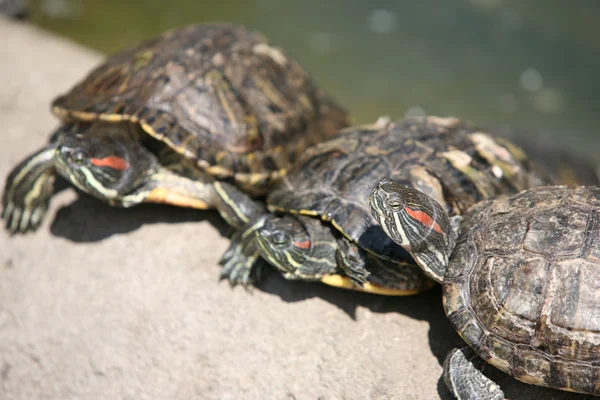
[28,0,600,156]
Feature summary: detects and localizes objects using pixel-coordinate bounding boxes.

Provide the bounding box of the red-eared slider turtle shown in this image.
[369,183,600,397]
[213,116,553,293]
[2,23,349,234]
[492,125,600,187]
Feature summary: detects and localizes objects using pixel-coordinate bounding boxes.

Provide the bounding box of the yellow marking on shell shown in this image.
[179,133,197,150]
[409,166,447,211]
[138,119,159,135]
[252,43,288,66]
[244,114,260,144]
[117,73,131,94]
[162,136,179,152]
[272,145,285,155]
[287,208,320,217]
[252,74,287,112]
[471,133,514,163]
[145,188,209,209]
[207,70,238,128]
[99,113,126,122]
[320,275,425,296]
[364,145,394,156]
[238,170,271,187]
[509,365,548,387]
[440,150,490,198]
[132,49,154,71]
[330,219,344,233]
[495,137,528,161]
[424,116,460,128]
[214,151,230,165]
[413,140,436,162]
[299,94,314,113]
[470,132,521,180]
[206,164,235,178]
[58,109,99,121]
[372,116,392,129]
[343,116,391,132]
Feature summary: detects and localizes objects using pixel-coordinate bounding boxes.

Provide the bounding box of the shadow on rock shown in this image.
[258,272,595,400]
[256,271,462,363]
[50,192,230,242]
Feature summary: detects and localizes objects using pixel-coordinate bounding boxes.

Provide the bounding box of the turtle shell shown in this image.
[491,124,600,187]
[443,185,600,395]
[51,23,349,194]
[268,116,553,262]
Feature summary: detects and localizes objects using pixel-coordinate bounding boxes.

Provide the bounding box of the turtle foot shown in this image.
[1,201,47,235]
[443,347,505,400]
[219,231,261,289]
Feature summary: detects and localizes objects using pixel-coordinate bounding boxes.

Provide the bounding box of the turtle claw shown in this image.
[219,251,258,289]
[2,202,47,235]
[219,232,261,289]
[220,260,254,290]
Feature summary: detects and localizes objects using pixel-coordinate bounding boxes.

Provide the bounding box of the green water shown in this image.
[29,0,600,155]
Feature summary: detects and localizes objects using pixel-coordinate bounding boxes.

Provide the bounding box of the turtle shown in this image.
[369,182,600,397]
[1,23,349,234]
[212,116,554,294]
[491,124,600,187]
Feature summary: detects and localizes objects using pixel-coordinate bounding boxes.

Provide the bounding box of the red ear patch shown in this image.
[90,156,131,170]
[292,240,311,249]
[404,207,444,235]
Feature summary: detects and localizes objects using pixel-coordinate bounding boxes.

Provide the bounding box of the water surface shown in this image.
[29,0,600,156]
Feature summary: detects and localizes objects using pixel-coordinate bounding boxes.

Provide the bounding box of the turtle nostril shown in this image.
[258,229,270,238]
[58,146,72,156]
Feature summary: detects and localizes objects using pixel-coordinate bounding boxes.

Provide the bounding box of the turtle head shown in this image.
[369,178,457,283]
[55,124,157,201]
[255,214,337,280]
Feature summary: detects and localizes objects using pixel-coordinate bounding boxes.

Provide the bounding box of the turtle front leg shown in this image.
[443,347,506,400]
[219,222,265,288]
[336,237,370,287]
[2,144,57,234]
[212,181,272,287]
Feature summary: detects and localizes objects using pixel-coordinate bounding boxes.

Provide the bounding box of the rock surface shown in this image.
[0,17,594,400]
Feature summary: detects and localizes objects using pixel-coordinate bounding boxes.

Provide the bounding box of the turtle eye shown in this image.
[272,232,289,246]
[72,151,88,165]
[388,199,403,209]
